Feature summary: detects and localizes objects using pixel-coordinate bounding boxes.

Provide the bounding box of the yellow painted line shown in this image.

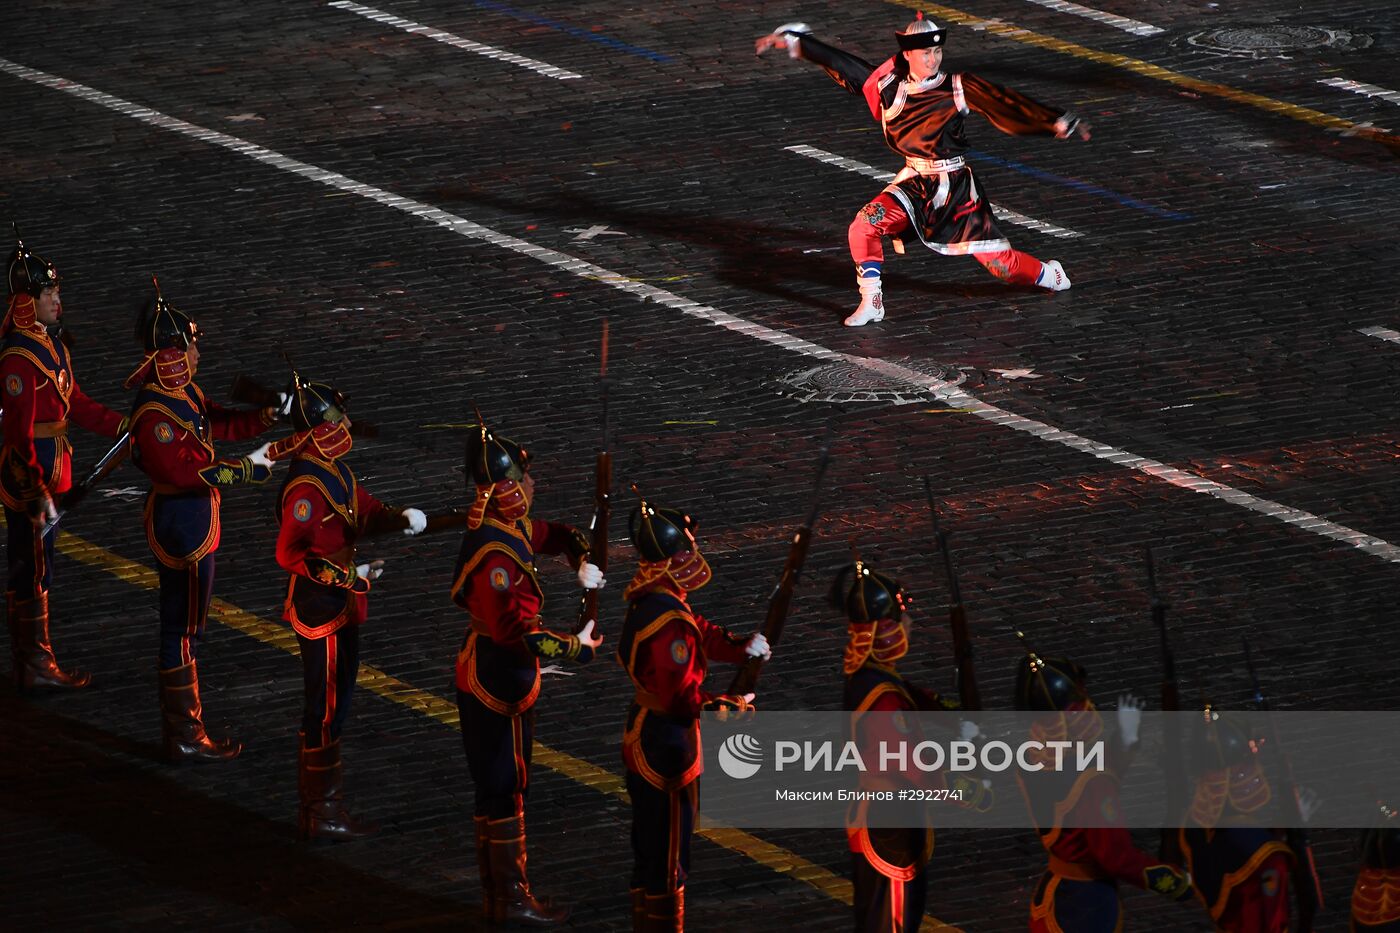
[49,525,960,931]
[886,0,1398,147]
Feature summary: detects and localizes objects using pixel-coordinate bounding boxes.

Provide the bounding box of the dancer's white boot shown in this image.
[845,277,885,327]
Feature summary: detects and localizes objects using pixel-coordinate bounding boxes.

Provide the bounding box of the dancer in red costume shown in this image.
[757,17,1091,326]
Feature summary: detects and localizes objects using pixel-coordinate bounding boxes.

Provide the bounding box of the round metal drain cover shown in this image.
[776,359,966,405]
[1182,25,1370,58]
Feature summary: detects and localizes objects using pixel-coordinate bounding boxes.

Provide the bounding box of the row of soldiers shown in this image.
[4,236,1399,932]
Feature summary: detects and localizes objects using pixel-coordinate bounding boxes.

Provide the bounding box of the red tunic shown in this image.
[129,381,273,565]
[452,516,584,715]
[276,453,393,638]
[0,323,123,508]
[618,586,748,790]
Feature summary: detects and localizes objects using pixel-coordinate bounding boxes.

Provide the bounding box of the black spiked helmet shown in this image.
[629,501,697,562]
[1014,646,1089,711]
[829,561,905,624]
[1189,706,1256,776]
[7,230,60,298]
[289,375,348,432]
[136,279,199,352]
[465,421,529,485]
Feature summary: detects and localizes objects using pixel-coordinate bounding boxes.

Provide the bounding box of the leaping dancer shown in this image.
[756,17,1092,326]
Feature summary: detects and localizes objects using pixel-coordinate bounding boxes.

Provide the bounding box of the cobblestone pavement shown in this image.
[2,0,1398,930]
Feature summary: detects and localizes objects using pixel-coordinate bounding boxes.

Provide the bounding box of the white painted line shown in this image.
[1318,77,1400,106]
[1017,0,1163,36]
[6,56,1396,564]
[784,144,1084,240]
[325,0,583,81]
[1358,325,1400,345]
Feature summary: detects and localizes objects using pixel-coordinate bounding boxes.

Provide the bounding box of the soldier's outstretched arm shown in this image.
[692,611,754,665]
[132,412,272,488]
[205,396,278,441]
[65,377,126,439]
[530,518,606,589]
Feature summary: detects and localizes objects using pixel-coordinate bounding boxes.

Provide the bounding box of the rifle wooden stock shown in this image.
[361,509,469,538]
[573,319,611,636]
[423,511,469,535]
[574,450,611,634]
[1243,639,1324,930]
[923,478,981,712]
[229,374,379,437]
[726,525,812,698]
[1147,548,1185,863]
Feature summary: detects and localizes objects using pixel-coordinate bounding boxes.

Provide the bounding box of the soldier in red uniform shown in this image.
[1,234,128,692]
[1013,646,1195,931]
[833,557,987,933]
[451,418,604,926]
[756,17,1091,326]
[271,375,427,840]
[126,284,280,763]
[1353,802,1400,931]
[1179,709,1309,932]
[618,499,770,932]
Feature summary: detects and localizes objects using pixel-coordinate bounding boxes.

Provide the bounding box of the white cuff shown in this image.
[774,22,810,58]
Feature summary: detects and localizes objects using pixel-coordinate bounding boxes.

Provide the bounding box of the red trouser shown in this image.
[847,193,1044,285]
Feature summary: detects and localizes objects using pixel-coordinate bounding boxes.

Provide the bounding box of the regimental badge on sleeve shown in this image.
[489,567,511,592]
[1099,795,1119,824]
[154,422,175,444]
[670,638,690,665]
[4,374,22,397]
[293,498,313,522]
[1260,868,1280,898]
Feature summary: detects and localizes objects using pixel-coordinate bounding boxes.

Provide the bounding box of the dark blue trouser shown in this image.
[157,554,215,668]
[298,624,360,748]
[852,848,928,933]
[457,688,533,820]
[5,505,52,599]
[627,770,698,895]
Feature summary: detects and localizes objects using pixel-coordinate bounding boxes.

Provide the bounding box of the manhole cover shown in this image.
[1182,25,1371,59]
[776,359,966,405]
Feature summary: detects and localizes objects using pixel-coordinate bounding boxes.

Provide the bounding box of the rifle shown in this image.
[229,375,380,437]
[574,320,611,635]
[726,440,831,697]
[1147,547,1184,862]
[1243,638,1324,931]
[42,431,132,539]
[922,477,981,712]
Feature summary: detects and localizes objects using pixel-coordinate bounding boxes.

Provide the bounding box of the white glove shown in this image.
[577,620,604,650]
[32,495,59,528]
[745,632,771,660]
[1297,786,1322,824]
[247,442,274,469]
[356,560,385,581]
[577,561,605,590]
[959,720,981,742]
[276,391,293,417]
[1116,693,1143,747]
[402,508,427,535]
